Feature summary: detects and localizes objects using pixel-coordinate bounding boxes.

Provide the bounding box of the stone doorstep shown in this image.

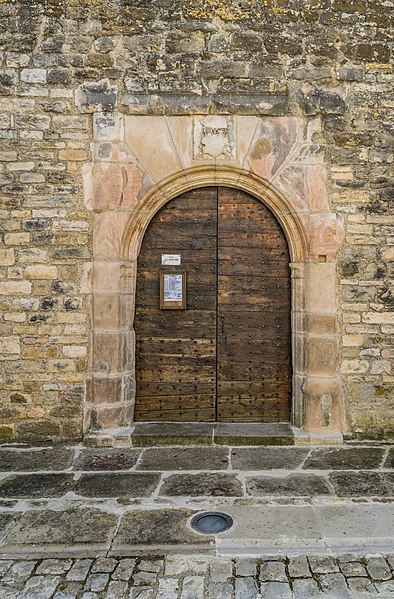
[83,423,298,448]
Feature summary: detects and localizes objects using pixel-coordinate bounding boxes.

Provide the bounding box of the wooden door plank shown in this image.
[217,187,291,423]
[134,187,218,421]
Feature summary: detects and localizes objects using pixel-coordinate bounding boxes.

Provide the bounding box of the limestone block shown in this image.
[92,295,120,329]
[75,79,117,113]
[0,248,15,266]
[20,68,46,84]
[340,359,370,374]
[86,376,123,406]
[93,262,121,294]
[93,113,121,141]
[370,360,391,375]
[166,117,194,168]
[25,265,57,280]
[307,337,338,376]
[297,84,348,116]
[343,334,364,347]
[308,213,344,258]
[124,116,182,183]
[4,232,30,245]
[305,263,337,313]
[363,312,394,325]
[62,346,87,358]
[80,262,93,295]
[305,165,329,210]
[0,336,20,354]
[382,247,394,261]
[0,281,32,295]
[248,117,300,179]
[303,376,347,433]
[59,149,87,161]
[82,162,143,211]
[93,212,131,260]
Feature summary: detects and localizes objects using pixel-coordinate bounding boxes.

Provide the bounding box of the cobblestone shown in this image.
[288,556,311,578]
[259,560,287,582]
[366,555,392,580]
[0,553,393,597]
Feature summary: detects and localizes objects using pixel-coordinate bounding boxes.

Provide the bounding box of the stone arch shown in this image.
[86,162,346,438]
[123,166,307,264]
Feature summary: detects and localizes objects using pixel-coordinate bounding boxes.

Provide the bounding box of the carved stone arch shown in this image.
[123,166,307,264]
[85,126,346,440]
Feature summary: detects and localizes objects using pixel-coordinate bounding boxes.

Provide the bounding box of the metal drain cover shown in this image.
[190,511,233,534]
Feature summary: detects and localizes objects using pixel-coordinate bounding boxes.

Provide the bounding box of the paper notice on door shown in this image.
[163,273,183,302]
[161,254,181,266]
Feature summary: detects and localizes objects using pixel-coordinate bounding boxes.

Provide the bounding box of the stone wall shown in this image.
[0,0,392,442]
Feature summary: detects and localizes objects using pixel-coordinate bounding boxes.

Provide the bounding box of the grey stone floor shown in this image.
[0,443,393,596]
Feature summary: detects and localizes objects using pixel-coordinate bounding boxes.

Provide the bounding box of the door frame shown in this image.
[87,164,346,435]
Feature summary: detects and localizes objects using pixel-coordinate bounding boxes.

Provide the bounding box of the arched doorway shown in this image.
[133,186,292,423]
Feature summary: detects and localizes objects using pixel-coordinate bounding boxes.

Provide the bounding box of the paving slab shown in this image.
[0,514,19,544]
[216,503,394,555]
[329,471,393,497]
[384,448,394,468]
[216,505,324,554]
[159,473,242,496]
[230,447,309,470]
[0,448,74,472]
[74,449,142,471]
[136,446,229,471]
[0,474,75,498]
[75,473,160,497]
[384,472,394,492]
[0,509,118,558]
[304,447,385,470]
[316,504,394,550]
[246,474,331,496]
[111,509,214,555]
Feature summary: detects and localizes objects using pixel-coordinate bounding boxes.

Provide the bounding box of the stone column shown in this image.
[290,263,306,428]
[303,262,346,433]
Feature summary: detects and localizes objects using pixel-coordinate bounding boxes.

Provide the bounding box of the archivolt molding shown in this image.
[123,165,308,264]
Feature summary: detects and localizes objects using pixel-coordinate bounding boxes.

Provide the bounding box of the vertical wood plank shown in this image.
[217,187,292,423]
[134,187,218,421]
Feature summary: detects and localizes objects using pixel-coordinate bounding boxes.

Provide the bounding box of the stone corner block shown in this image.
[75,79,117,114]
[302,376,347,434]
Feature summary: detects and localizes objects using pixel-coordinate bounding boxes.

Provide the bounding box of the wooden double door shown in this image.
[134,187,291,422]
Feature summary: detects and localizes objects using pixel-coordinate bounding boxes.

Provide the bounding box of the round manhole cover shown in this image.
[190,511,233,534]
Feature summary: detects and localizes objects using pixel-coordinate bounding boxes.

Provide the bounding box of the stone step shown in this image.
[84,422,296,448]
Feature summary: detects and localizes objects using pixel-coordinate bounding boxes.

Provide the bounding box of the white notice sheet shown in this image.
[163,273,183,302]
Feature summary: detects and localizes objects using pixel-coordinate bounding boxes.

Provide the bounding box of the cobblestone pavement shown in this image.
[1,553,394,598]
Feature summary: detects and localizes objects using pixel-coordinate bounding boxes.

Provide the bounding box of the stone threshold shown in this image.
[83,423,344,448]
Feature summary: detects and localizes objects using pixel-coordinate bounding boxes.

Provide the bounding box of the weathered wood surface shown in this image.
[134,186,291,423]
[134,187,217,422]
[217,187,291,422]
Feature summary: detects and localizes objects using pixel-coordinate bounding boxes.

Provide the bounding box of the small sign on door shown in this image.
[161,254,181,266]
[160,271,186,309]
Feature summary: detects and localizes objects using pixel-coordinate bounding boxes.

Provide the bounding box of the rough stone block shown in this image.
[0,248,15,266]
[20,69,47,83]
[76,79,117,113]
[25,265,57,279]
[0,336,20,354]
